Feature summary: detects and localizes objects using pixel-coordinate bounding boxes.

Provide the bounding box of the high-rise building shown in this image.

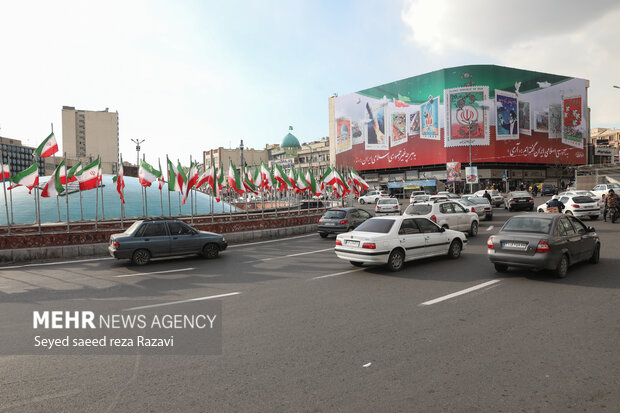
[62,106,119,174]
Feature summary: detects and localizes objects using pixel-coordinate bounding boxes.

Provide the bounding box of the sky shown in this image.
[1,0,619,168]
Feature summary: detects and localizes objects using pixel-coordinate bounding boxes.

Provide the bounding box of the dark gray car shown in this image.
[504,191,534,211]
[109,217,228,265]
[487,213,600,278]
[318,207,373,238]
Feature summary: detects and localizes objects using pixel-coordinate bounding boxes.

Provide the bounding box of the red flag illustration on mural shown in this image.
[563,97,582,127]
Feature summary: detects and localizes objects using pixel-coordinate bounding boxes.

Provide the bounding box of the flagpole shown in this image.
[95,160,99,231]
[159,158,164,217]
[55,159,61,222]
[1,170,9,235]
[166,157,171,216]
[143,155,148,217]
[64,153,69,232]
[79,181,83,221]
[190,155,194,225]
[36,184,42,233]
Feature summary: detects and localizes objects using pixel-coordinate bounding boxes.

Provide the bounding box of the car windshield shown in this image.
[405,204,432,215]
[459,199,473,206]
[355,219,395,233]
[490,191,500,196]
[323,210,346,219]
[123,221,143,235]
[502,217,553,234]
[573,196,594,203]
[511,192,530,197]
[378,199,397,204]
[413,195,429,201]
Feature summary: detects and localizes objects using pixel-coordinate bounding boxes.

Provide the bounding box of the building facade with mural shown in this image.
[329,64,588,193]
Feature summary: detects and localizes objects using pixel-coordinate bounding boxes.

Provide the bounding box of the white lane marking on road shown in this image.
[0,257,113,270]
[310,268,364,280]
[123,292,241,311]
[419,280,501,306]
[486,225,494,231]
[114,268,195,278]
[228,234,315,248]
[244,248,333,263]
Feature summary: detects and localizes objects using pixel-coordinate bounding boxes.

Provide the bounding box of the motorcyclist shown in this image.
[603,189,619,222]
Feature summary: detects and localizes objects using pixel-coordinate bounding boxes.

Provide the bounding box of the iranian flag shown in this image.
[322,167,337,186]
[253,166,263,189]
[243,165,258,194]
[77,158,101,191]
[273,164,288,191]
[305,169,321,196]
[61,162,81,184]
[115,160,125,204]
[177,160,187,192]
[196,167,212,189]
[8,162,39,193]
[212,166,221,202]
[287,168,299,192]
[228,161,245,195]
[33,132,58,158]
[350,169,369,191]
[157,159,165,190]
[139,160,161,187]
[41,160,66,198]
[1,161,10,180]
[296,170,308,192]
[182,162,198,205]
[260,162,272,190]
[167,157,184,192]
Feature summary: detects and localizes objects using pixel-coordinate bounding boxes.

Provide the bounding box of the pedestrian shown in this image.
[483,190,492,203]
[546,196,565,213]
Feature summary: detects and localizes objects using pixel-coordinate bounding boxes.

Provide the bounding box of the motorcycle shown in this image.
[606,206,618,223]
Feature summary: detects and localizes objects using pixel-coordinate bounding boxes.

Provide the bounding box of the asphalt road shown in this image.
[0,201,618,412]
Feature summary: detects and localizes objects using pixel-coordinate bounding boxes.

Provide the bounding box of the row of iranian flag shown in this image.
[1,132,103,196]
[3,131,371,204]
[130,157,370,205]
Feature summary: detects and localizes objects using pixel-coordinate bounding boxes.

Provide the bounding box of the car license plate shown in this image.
[324,222,334,226]
[502,241,527,250]
[345,240,360,247]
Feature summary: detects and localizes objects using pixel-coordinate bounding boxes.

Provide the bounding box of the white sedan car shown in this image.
[403,201,480,237]
[536,195,601,220]
[375,198,401,215]
[334,216,467,271]
[358,190,388,204]
[591,183,620,198]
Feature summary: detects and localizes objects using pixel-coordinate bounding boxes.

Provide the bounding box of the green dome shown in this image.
[281,132,301,149]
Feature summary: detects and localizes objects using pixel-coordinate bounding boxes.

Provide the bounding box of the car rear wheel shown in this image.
[203,243,219,259]
[469,221,478,237]
[447,240,462,259]
[132,249,151,266]
[494,263,508,273]
[387,249,404,272]
[350,261,364,267]
[359,199,365,205]
[589,244,600,264]
[554,254,569,278]
[319,232,328,238]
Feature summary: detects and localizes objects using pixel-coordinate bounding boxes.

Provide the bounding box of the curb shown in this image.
[0,224,319,264]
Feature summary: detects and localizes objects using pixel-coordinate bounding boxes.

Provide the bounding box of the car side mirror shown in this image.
[439,227,446,233]
[587,226,596,233]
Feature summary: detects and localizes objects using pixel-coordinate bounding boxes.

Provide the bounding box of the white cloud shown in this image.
[402,0,620,126]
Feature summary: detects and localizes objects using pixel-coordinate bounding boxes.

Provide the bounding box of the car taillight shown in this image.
[536,240,550,253]
[529,197,534,201]
[571,204,579,208]
[319,219,323,223]
[471,207,475,212]
[335,239,342,246]
[393,205,399,209]
[362,242,376,249]
[339,219,349,225]
[430,215,437,222]
[487,237,494,249]
[113,241,119,248]
[596,202,600,207]
[484,207,491,211]
[509,199,515,203]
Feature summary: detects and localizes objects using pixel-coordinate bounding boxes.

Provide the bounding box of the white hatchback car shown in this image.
[375,198,401,215]
[403,201,479,236]
[591,183,620,198]
[536,195,601,220]
[358,190,388,204]
[334,216,467,271]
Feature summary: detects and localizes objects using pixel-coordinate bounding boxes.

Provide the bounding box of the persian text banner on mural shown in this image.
[333,65,587,171]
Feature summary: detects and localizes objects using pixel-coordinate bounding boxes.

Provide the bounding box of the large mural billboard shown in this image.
[333,65,587,170]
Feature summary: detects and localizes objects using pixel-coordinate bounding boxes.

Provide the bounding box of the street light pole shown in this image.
[131,139,145,216]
